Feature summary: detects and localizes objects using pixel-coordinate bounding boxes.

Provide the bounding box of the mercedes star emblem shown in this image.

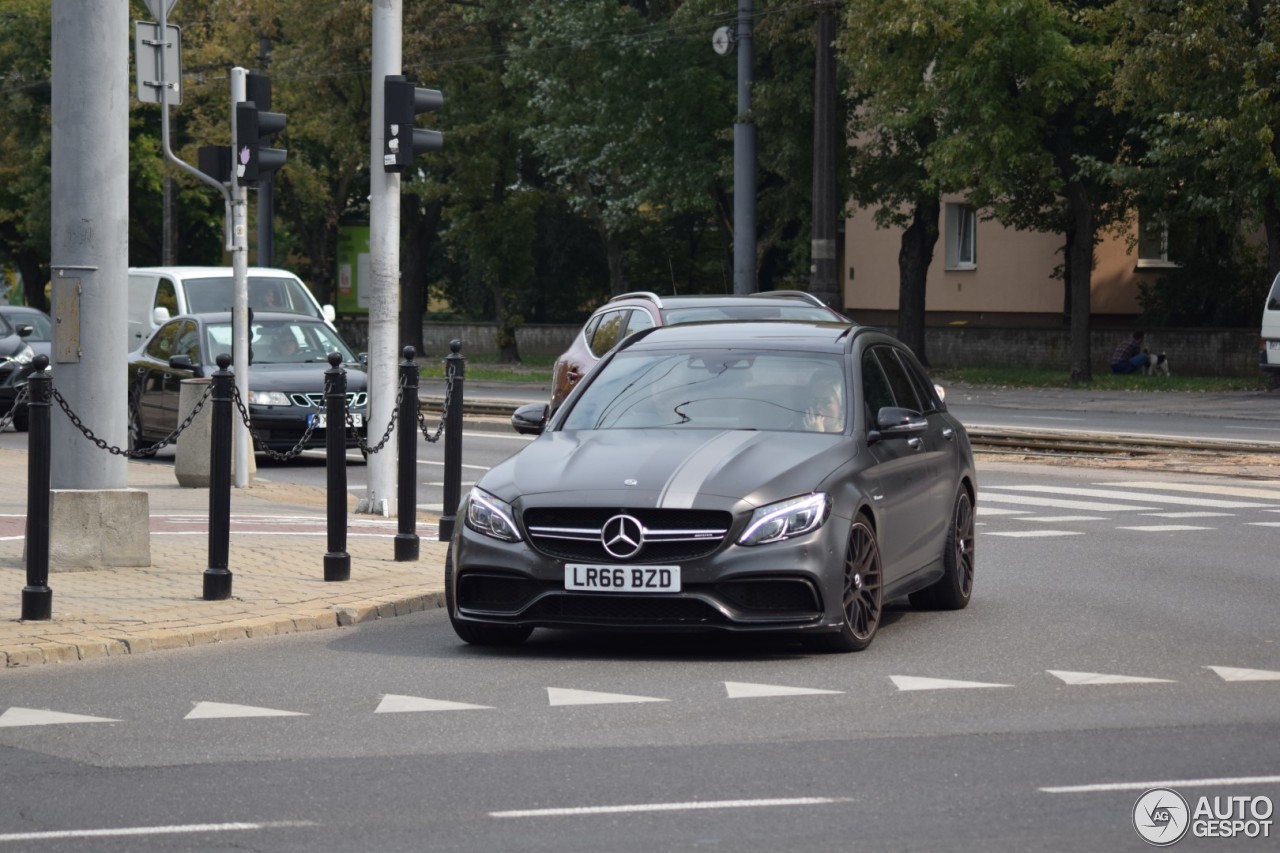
[601,514,645,559]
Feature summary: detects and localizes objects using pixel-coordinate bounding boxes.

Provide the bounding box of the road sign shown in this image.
[144,0,179,21]
[134,21,182,105]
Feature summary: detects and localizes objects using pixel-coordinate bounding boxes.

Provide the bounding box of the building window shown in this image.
[1137,208,1179,268]
[944,203,977,270]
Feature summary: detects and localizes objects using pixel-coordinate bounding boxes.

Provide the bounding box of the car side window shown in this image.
[889,348,941,414]
[145,322,183,361]
[173,321,201,362]
[860,349,895,427]
[625,308,656,338]
[154,279,179,316]
[873,346,923,412]
[589,309,630,357]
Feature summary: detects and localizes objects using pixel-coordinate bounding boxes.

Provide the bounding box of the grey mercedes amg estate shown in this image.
[448,320,976,652]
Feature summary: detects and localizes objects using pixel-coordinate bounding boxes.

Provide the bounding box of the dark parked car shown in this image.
[0,309,39,432]
[449,320,976,652]
[0,305,52,361]
[549,291,848,412]
[127,312,368,454]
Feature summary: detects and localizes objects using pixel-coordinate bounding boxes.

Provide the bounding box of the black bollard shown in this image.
[21,356,52,620]
[323,352,351,581]
[203,353,234,601]
[438,340,465,541]
[394,346,420,561]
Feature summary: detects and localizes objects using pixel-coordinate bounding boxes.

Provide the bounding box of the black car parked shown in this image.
[0,309,39,432]
[449,320,976,653]
[127,312,368,454]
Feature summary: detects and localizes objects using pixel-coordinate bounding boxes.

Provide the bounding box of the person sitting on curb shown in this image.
[1110,331,1152,374]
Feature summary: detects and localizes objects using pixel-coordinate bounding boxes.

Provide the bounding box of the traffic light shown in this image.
[235,94,287,186]
[383,75,443,172]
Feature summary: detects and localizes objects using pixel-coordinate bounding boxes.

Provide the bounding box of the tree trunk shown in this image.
[1063,181,1094,384]
[897,196,940,366]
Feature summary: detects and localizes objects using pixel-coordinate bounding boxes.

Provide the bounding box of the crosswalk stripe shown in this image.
[985,484,1276,509]
[1108,481,1280,500]
[979,493,1155,512]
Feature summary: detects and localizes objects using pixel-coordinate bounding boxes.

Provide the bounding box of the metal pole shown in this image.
[21,357,52,621]
[810,2,839,308]
[204,354,234,600]
[395,346,420,561]
[361,0,403,517]
[324,353,351,581]
[438,341,465,542]
[733,0,757,295]
[230,67,252,488]
[49,0,128,490]
[256,40,274,267]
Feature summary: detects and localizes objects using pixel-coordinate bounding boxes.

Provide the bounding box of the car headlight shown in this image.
[465,488,521,542]
[247,390,292,406]
[11,345,33,365]
[738,493,831,546]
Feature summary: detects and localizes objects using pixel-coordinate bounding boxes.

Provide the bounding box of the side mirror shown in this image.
[511,402,549,436]
[152,306,171,326]
[15,324,33,339]
[168,354,201,377]
[867,406,927,444]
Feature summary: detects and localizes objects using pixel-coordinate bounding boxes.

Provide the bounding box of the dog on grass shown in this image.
[1142,349,1171,376]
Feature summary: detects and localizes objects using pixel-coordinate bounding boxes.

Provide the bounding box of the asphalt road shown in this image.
[2,462,1277,851]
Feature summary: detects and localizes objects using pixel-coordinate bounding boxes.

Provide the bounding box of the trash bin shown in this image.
[174,378,255,487]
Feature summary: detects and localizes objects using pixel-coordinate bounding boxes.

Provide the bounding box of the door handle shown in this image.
[907,437,923,451]
[942,428,955,441]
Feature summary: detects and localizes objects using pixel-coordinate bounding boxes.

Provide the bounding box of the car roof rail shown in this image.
[608,291,664,309]
[756,290,830,309]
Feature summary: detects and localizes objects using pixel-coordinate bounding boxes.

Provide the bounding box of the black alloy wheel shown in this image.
[804,516,883,653]
[127,400,153,453]
[444,545,533,647]
[910,488,975,610]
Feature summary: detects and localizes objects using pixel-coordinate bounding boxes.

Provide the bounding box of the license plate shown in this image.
[308,413,363,428]
[565,564,681,593]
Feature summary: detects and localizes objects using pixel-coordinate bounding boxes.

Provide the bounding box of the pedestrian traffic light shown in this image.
[235,97,287,186]
[383,75,443,173]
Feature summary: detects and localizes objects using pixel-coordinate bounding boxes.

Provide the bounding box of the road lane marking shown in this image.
[1047,670,1175,685]
[1013,515,1103,522]
[890,676,1012,691]
[1115,525,1214,532]
[984,531,1083,538]
[547,687,668,706]
[0,708,119,728]
[1206,666,1280,682]
[0,822,315,843]
[185,702,306,719]
[1109,480,1280,500]
[979,493,1155,512]
[375,695,492,713]
[490,797,853,818]
[724,682,843,699]
[986,484,1276,509]
[1041,776,1280,794]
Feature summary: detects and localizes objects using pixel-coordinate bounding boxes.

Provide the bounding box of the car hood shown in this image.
[241,362,368,393]
[480,428,853,511]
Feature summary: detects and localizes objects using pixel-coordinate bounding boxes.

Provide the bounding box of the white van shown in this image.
[127,266,337,351]
[1263,271,1280,380]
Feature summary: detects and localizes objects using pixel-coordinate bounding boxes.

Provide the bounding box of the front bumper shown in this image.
[247,406,369,451]
[451,502,850,635]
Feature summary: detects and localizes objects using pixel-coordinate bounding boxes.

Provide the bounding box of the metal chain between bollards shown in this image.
[53,383,215,458]
[350,375,407,455]
[227,384,319,462]
[416,370,453,444]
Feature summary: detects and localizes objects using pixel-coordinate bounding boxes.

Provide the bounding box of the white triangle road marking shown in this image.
[979,493,1156,512]
[1048,670,1175,685]
[724,681,843,699]
[985,531,1084,538]
[0,707,120,728]
[1206,666,1280,682]
[547,687,668,706]
[987,484,1275,509]
[1115,525,1213,532]
[375,694,492,713]
[184,702,307,720]
[1109,481,1280,501]
[890,676,1011,692]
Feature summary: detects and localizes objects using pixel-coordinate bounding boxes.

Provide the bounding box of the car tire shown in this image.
[127,400,153,453]
[909,487,975,611]
[803,516,882,653]
[444,545,533,647]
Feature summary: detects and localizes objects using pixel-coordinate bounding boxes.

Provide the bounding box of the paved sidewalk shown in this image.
[0,449,448,670]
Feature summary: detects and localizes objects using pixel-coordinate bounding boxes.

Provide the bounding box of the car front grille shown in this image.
[523,507,731,563]
[288,391,369,409]
[527,594,728,625]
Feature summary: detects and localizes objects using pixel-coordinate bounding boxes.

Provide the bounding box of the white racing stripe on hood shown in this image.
[657,431,758,509]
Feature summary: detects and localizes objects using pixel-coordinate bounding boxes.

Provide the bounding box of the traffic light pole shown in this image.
[359,0,404,517]
[229,67,252,488]
[733,0,757,295]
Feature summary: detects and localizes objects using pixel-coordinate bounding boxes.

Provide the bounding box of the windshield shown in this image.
[663,305,839,324]
[204,320,356,365]
[183,275,322,318]
[561,349,847,433]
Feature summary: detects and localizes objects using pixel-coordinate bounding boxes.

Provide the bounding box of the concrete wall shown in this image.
[335,319,1260,376]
